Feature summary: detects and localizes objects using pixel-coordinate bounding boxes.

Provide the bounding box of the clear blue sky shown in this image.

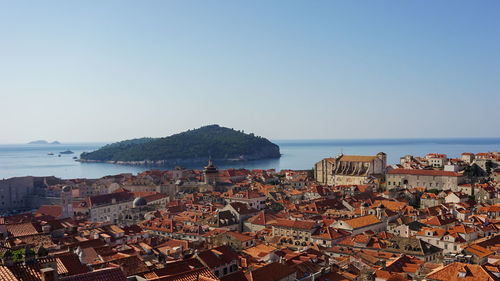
[0,1,499,143]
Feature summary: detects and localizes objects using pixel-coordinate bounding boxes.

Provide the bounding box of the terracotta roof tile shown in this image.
[246,262,296,281]
[197,246,239,269]
[272,219,317,230]
[426,262,500,281]
[338,155,377,162]
[60,267,128,281]
[36,205,63,218]
[388,169,461,177]
[149,267,219,281]
[6,222,39,237]
[89,191,134,207]
[343,215,381,229]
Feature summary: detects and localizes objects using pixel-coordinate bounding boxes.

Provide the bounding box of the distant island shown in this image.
[28,140,61,145]
[79,125,281,165]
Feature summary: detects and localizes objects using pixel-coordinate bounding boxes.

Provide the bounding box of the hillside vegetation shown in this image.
[80,125,280,163]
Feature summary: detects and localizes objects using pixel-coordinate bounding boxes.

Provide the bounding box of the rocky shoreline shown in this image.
[76,155,281,166]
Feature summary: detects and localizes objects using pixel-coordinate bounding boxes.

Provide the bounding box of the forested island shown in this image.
[79,125,281,165]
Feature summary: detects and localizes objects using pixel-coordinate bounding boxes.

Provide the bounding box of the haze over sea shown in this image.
[1,138,499,180]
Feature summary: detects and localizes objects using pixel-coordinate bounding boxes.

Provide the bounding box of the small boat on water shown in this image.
[48,152,54,155]
[59,150,74,154]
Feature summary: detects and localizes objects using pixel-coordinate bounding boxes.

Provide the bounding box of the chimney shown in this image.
[77,247,86,264]
[42,224,51,234]
[41,267,58,281]
[119,263,127,274]
[280,256,286,264]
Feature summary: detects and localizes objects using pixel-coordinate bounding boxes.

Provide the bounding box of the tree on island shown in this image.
[80,125,280,163]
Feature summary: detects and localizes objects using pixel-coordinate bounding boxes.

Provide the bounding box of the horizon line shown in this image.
[2,136,500,145]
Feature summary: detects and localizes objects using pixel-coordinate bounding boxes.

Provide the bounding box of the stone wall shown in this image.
[0,176,35,211]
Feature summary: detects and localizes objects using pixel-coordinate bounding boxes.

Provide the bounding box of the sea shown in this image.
[0,138,499,180]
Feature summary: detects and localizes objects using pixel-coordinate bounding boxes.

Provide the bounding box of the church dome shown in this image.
[133,197,147,207]
[62,185,71,192]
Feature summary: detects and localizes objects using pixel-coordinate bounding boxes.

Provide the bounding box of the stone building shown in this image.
[415,226,476,255]
[208,210,239,231]
[0,177,35,211]
[385,237,442,263]
[88,191,135,223]
[330,214,386,235]
[386,169,464,190]
[224,190,267,210]
[196,245,240,279]
[118,197,157,224]
[314,152,386,186]
[213,231,255,252]
[420,193,443,208]
[204,159,218,185]
[271,219,319,247]
[61,185,73,219]
[461,152,475,164]
[426,153,448,168]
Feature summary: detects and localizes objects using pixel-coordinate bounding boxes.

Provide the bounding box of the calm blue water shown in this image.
[0,138,499,179]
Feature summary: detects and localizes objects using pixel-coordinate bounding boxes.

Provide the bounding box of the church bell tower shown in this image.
[204,159,218,185]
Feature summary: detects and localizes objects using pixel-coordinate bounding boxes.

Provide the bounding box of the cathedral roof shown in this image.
[133,197,147,207]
